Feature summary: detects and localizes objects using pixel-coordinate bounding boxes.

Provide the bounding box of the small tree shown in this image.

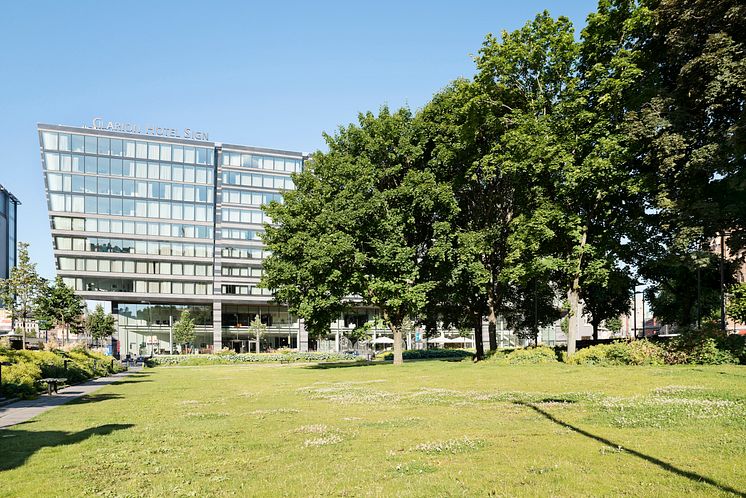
[0,242,44,349]
[35,275,85,346]
[605,317,623,336]
[86,304,116,346]
[727,283,746,326]
[248,315,268,352]
[173,310,196,354]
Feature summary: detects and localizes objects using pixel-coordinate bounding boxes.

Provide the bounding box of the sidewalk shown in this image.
[0,368,139,429]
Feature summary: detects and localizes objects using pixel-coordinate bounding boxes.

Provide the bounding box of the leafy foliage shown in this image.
[85,304,116,344]
[173,310,196,352]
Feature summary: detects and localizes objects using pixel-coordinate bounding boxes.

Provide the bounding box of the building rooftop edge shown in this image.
[37,123,306,158]
[0,184,21,205]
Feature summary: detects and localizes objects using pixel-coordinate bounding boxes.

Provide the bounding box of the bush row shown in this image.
[147,351,357,366]
[0,346,124,399]
[377,349,475,361]
[567,336,744,366]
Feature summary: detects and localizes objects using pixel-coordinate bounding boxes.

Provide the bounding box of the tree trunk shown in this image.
[390,323,403,366]
[566,225,588,358]
[592,321,599,342]
[473,313,484,361]
[487,297,498,351]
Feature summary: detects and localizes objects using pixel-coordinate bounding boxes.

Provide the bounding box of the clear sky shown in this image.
[0,0,598,280]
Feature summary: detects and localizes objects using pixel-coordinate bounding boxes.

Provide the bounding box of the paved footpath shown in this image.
[0,368,139,429]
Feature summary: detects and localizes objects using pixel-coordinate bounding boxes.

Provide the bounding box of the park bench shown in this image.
[279,358,291,364]
[38,378,67,395]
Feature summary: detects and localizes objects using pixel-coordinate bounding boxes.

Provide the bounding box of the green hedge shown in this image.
[377,349,474,361]
[147,351,357,366]
[0,346,124,399]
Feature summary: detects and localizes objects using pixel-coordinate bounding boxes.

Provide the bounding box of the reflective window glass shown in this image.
[111,139,123,156]
[85,136,97,154]
[97,137,110,155]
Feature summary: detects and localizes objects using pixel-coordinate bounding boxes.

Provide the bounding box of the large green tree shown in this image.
[263,107,455,365]
[173,310,196,354]
[85,304,116,346]
[35,275,85,346]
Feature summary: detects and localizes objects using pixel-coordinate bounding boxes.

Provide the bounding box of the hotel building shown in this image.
[38,121,329,356]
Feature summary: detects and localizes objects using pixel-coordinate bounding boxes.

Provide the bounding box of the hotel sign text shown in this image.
[89,117,210,141]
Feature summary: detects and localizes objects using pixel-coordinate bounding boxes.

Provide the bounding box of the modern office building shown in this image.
[38,121,334,356]
[0,184,20,280]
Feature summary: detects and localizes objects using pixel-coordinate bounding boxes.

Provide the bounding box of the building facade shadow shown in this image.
[515,402,745,497]
[0,424,134,471]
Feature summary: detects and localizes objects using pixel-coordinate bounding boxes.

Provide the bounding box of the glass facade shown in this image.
[39,124,305,355]
[0,185,20,280]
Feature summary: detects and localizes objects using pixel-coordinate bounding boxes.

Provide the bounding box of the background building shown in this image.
[0,184,19,280]
[39,122,309,356]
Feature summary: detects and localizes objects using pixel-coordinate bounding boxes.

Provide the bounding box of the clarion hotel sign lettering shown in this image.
[88,117,210,141]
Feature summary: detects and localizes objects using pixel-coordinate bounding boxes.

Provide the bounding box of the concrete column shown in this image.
[212,301,222,352]
[298,318,308,352]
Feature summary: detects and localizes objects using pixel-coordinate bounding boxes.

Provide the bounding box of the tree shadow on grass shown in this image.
[0,423,134,471]
[68,393,124,405]
[515,402,745,497]
[303,361,388,370]
[109,379,153,386]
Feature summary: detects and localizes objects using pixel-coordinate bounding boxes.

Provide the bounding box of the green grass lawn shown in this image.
[1,360,745,497]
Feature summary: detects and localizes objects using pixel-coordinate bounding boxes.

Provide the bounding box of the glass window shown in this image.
[123,199,135,216]
[196,147,207,164]
[172,263,183,275]
[148,162,159,179]
[97,157,110,175]
[45,152,60,171]
[85,218,97,232]
[71,196,84,213]
[110,158,123,176]
[160,281,172,294]
[159,163,171,180]
[184,165,195,183]
[111,220,123,233]
[124,140,136,157]
[111,198,122,216]
[172,164,183,182]
[172,145,184,163]
[71,134,84,152]
[123,260,135,273]
[195,167,207,184]
[85,135,98,154]
[84,176,96,193]
[97,137,110,155]
[99,260,111,272]
[148,201,159,218]
[135,200,147,217]
[42,131,58,150]
[136,162,147,178]
[83,156,95,174]
[85,196,97,214]
[122,160,135,177]
[59,133,71,151]
[110,139,123,157]
[135,141,147,159]
[97,177,110,195]
[110,178,123,196]
[172,282,183,294]
[97,197,110,215]
[184,146,195,163]
[48,173,63,191]
[148,143,160,160]
[160,144,172,162]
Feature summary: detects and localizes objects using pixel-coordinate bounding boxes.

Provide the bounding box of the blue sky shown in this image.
[0,0,598,280]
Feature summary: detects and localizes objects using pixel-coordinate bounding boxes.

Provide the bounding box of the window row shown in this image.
[222,208,270,225]
[48,194,214,221]
[222,151,302,173]
[222,189,282,207]
[48,174,213,202]
[62,276,211,295]
[58,257,213,276]
[221,171,294,190]
[45,154,214,184]
[222,228,262,241]
[55,236,214,257]
[221,246,269,260]
[221,265,263,277]
[221,284,271,296]
[42,132,213,164]
[52,216,213,240]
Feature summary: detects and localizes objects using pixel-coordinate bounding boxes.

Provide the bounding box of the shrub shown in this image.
[567,340,665,366]
[148,351,357,366]
[686,338,738,365]
[504,347,558,365]
[0,345,121,398]
[378,349,474,361]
